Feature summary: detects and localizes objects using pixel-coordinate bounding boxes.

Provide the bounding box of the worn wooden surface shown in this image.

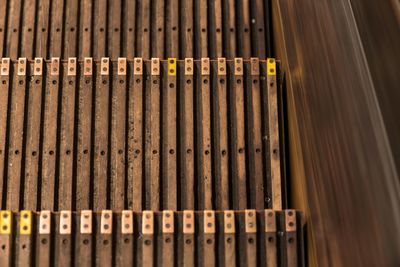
[0,0,272,60]
[272,0,400,266]
[0,210,304,266]
[0,59,281,212]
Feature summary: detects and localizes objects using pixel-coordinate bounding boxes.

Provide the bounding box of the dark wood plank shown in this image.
[34,0,51,58]
[93,58,109,211]
[75,60,93,210]
[48,0,64,57]
[151,0,164,58]
[6,59,28,211]
[108,0,122,59]
[20,0,36,59]
[213,59,229,210]
[110,60,127,210]
[63,0,79,58]
[180,59,195,209]
[128,58,144,211]
[23,59,44,210]
[58,61,76,210]
[5,0,22,59]
[0,0,8,57]
[165,0,179,57]
[40,59,60,210]
[123,0,136,58]
[79,0,93,59]
[92,0,107,60]
[180,0,193,58]
[0,59,11,209]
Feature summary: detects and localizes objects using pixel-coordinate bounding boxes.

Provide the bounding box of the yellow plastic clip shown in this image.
[267,58,276,76]
[168,58,177,76]
[0,211,12,234]
[20,210,32,235]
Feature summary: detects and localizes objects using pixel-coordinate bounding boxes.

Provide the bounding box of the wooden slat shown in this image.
[213,58,229,210]
[6,59,27,211]
[115,211,134,266]
[0,211,13,267]
[34,0,51,58]
[180,0,194,58]
[93,58,109,211]
[108,0,121,59]
[251,0,267,58]
[224,0,237,59]
[197,59,212,210]
[40,59,60,210]
[0,59,11,209]
[23,58,43,210]
[231,58,247,210]
[36,211,51,267]
[144,59,161,210]
[55,211,72,266]
[95,212,113,267]
[180,59,195,209]
[110,60,127,210]
[123,0,136,58]
[58,62,76,210]
[266,59,281,210]
[151,0,164,58]
[237,0,251,58]
[63,0,79,57]
[79,0,93,58]
[0,0,8,57]
[136,0,150,58]
[16,211,33,267]
[48,0,64,57]
[75,60,93,210]
[20,0,36,59]
[93,0,107,60]
[195,0,208,58]
[165,0,179,57]
[247,58,265,209]
[76,212,93,267]
[5,0,22,59]
[129,58,144,211]
[162,59,177,210]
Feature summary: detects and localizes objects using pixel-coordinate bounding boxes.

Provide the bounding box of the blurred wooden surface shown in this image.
[272,0,400,265]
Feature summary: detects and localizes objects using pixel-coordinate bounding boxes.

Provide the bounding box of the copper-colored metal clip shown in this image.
[118,58,127,75]
[264,209,277,233]
[224,210,235,234]
[80,210,92,234]
[39,210,51,234]
[162,210,174,233]
[100,57,109,75]
[134,58,143,75]
[285,210,296,232]
[34,58,43,76]
[0,58,10,76]
[184,58,194,75]
[234,58,244,76]
[245,209,257,233]
[84,57,93,76]
[151,58,160,76]
[121,210,133,234]
[217,58,227,75]
[142,211,154,234]
[50,57,60,76]
[183,210,195,234]
[203,210,215,234]
[67,57,77,76]
[17,58,27,76]
[101,210,112,234]
[250,57,260,76]
[201,58,210,75]
[60,210,71,234]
